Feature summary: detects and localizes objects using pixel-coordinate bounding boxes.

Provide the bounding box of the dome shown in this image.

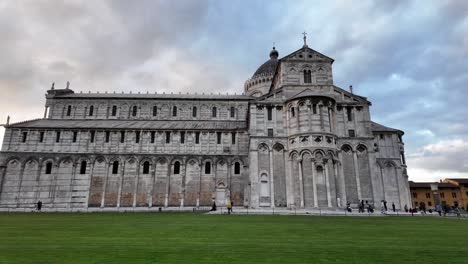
[252,47,279,78]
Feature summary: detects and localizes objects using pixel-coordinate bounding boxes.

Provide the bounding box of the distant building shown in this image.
[409,178,468,210]
[0,39,411,210]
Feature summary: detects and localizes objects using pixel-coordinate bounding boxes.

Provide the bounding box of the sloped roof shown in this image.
[445,178,468,184]
[8,119,247,131]
[286,88,335,102]
[281,46,334,63]
[371,121,403,134]
[49,92,252,101]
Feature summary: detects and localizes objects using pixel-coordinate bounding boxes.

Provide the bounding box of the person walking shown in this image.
[226,200,232,215]
[37,200,42,212]
[392,202,396,212]
[435,204,442,216]
[383,200,388,211]
[404,204,408,213]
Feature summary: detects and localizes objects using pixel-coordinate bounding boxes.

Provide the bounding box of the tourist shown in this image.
[36,200,42,212]
[226,200,232,214]
[383,200,388,211]
[392,202,396,212]
[435,204,442,216]
[211,201,217,211]
[404,204,408,212]
[346,202,352,213]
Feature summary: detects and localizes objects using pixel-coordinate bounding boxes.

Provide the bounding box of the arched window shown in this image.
[172,106,177,117]
[112,105,117,116]
[230,107,235,118]
[112,161,119,174]
[304,69,312,83]
[143,161,150,174]
[174,161,180,174]
[212,107,217,117]
[132,106,138,117]
[80,161,87,174]
[89,105,94,116]
[192,106,197,117]
[205,161,211,174]
[153,106,157,116]
[66,105,72,116]
[291,107,295,117]
[45,162,53,174]
[234,162,241,175]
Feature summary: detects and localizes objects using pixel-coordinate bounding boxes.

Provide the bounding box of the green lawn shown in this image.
[0,213,466,264]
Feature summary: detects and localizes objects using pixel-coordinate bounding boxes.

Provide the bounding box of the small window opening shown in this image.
[45,162,53,174]
[112,161,119,174]
[205,162,211,174]
[80,161,87,174]
[174,161,180,174]
[234,162,241,175]
[143,161,150,174]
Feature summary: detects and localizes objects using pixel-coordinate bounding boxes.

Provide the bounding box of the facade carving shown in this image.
[0,42,411,210]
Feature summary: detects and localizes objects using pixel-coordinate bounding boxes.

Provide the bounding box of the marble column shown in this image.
[352,150,362,201]
[269,149,275,208]
[116,161,125,208]
[337,151,347,206]
[298,158,304,208]
[312,160,318,208]
[324,161,332,207]
[164,161,171,208]
[15,163,26,208]
[149,160,157,207]
[285,157,293,208]
[132,162,141,208]
[101,161,110,208]
[180,160,187,207]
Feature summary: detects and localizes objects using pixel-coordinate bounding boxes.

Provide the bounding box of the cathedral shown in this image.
[0,38,411,210]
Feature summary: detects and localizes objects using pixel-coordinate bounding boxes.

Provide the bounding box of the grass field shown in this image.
[0,213,466,264]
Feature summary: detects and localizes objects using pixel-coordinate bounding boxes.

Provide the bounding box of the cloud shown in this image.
[407,139,468,181]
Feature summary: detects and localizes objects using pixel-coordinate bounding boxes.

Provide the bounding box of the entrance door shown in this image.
[216,183,226,206]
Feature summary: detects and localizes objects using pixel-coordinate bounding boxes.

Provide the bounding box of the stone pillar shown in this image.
[337,151,347,206]
[164,161,171,208]
[197,161,202,208]
[227,162,232,201]
[86,160,95,208]
[312,160,318,208]
[50,164,60,206]
[132,162,141,208]
[298,158,304,208]
[285,157,293,208]
[116,161,125,208]
[0,166,6,198]
[368,151,380,206]
[149,160,156,207]
[352,150,362,201]
[68,163,77,209]
[324,161,332,207]
[180,160,187,207]
[333,161,340,207]
[101,162,109,208]
[319,104,324,131]
[15,163,26,208]
[269,149,275,208]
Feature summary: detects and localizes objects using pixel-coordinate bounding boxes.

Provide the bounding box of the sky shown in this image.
[0,0,467,182]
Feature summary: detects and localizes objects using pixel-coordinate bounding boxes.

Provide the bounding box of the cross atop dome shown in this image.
[302,31,308,47]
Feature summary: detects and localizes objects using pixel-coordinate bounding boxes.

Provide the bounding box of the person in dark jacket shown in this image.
[37,200,42,212]
[392,202,396,212]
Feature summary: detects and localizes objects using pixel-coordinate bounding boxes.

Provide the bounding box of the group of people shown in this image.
[346,200,399,214]
[210,200,234,214]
